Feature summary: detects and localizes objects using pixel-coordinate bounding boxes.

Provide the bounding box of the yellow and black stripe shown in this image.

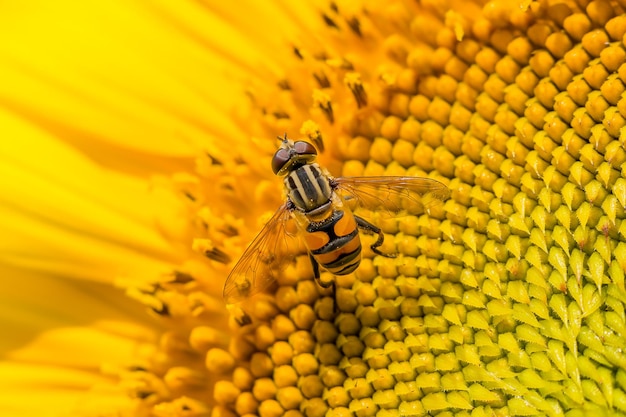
[285,161,364,278]
[284,163,332,213]
[304,209,362,276]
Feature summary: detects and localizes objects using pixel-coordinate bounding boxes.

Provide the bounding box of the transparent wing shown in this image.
[223,204,301,305]
[334,176,450,217]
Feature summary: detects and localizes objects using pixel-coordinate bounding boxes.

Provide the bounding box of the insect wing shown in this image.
[223,204,300,305]
[334,176,450,217]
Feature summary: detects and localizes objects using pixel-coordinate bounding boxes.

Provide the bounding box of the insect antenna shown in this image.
[277,133,289,143]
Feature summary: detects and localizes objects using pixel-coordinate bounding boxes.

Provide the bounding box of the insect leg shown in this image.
[311,253,336,289]
[309,253,321,281]
[309,254,338,313]
[354,215,397,258]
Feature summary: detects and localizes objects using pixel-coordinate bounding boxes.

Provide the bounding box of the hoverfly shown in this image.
[223,135,449,316]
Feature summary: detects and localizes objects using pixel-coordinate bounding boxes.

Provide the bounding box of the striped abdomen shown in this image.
[303,209,362,275]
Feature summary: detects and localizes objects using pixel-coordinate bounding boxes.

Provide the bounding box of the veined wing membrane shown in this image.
[335,176,450,217]
[223,204,301,305]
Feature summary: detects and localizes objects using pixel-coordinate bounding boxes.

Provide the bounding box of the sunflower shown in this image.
[2,0,626,416]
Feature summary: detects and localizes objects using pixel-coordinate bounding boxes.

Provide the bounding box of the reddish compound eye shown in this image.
[271,148,291,174]
[272,140,318,176]
[293,141,317,157]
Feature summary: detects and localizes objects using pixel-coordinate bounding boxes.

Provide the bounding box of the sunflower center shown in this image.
[125,1,626,416]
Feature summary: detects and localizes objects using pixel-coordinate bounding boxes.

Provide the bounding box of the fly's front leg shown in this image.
[355,215,397,258]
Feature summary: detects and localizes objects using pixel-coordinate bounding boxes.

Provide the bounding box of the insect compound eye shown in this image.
[293,141,317,157]
[271,148,291,175]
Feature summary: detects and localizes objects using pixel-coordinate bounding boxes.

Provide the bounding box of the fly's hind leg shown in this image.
[309,254,337,313]
[355,215,397,258]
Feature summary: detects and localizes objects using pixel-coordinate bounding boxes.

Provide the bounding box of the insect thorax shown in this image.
[284,163,333,213]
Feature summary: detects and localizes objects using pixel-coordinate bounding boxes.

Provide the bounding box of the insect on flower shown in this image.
[223,134,450,321]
